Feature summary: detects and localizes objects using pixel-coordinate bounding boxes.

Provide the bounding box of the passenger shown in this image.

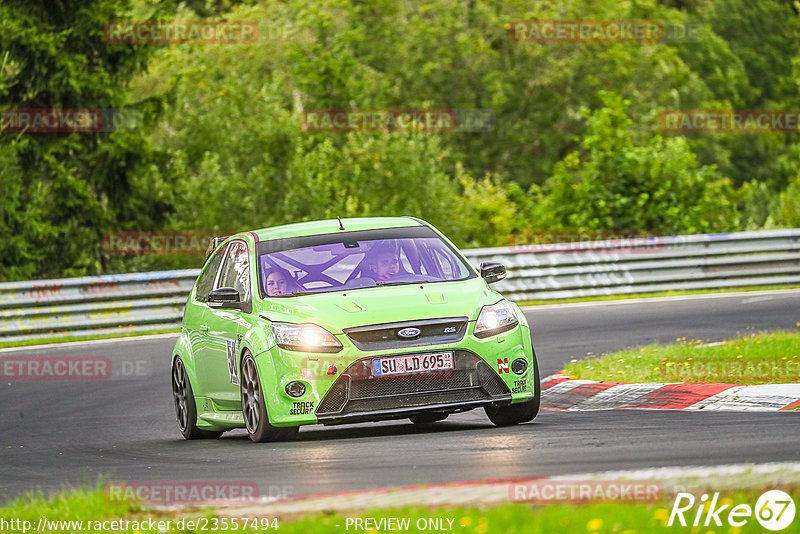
[264,267,292,296]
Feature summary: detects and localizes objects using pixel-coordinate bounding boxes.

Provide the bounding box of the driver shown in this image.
[264,267,292,296]
[368,243,400,281]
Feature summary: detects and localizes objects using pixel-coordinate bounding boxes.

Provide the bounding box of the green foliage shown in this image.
[535,92,737,234]
[735,180,778,230]
[284,133,459,224]
[773,173,800,228]
[0,0,158,279]
[128,2,519,250]
[2,0,800,281]
[449,173,518,249]
[563,330,800,385]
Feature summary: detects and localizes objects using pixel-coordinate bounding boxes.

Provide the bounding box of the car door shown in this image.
[201,239,253,410]
[184,246,226,375]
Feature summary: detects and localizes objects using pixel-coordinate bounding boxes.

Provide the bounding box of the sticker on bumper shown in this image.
[498,358,509,374]
[290,401,314,415]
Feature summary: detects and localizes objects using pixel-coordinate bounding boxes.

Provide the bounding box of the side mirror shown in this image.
[208,287,244,309]
[480,262,506,284]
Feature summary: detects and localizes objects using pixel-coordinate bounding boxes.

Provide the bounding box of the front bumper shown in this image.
[263,318,535,426]
[315,350,512,425]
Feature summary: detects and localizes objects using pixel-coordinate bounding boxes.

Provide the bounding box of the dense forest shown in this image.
[2,0,799,281]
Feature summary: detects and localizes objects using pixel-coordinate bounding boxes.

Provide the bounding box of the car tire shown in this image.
[241,351,299,443]
[409,412,449,424]
[484,353,541,426]
[172,356,223,440]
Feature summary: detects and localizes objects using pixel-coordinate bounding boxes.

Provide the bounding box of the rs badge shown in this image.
[497,358,509,374]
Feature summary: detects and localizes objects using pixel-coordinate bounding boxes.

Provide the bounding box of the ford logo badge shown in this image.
[397,327,421,339]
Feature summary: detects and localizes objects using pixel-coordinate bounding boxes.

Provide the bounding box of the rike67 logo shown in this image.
[668,490,796,531]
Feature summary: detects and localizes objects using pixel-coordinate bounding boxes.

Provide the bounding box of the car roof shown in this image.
[248,216,427,242]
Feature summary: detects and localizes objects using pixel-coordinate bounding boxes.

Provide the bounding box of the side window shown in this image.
[216,240,251,302]
[195,248,225,302]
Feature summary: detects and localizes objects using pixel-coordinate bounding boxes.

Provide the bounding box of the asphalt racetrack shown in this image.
[2,290,799,502]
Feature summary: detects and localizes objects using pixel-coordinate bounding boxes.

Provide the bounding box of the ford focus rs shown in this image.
[171,217,540,442]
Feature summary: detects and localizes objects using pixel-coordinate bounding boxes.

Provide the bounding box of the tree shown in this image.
[772,173,800,228]
[0,0,158,279]
[534,92,737,234]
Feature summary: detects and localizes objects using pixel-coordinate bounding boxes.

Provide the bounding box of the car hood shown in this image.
[256,277,498,333]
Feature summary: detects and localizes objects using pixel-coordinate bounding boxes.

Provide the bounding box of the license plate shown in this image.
[372,352,454,377]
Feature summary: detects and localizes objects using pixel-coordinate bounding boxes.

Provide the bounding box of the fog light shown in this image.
[511,358,528,375]
[285,381,306,397]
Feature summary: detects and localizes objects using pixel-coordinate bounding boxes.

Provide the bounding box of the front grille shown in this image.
[343,317,468,351]
[316,350,511,419]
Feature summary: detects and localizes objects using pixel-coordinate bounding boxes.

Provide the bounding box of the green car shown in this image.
[171,217,540,442]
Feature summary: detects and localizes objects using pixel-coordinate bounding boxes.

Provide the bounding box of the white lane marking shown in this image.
[0,332,180,353]
[522,288,800,312]
[571,383,666,410]
[542,379,598,395]
[741,295,775,304]
[688,383,800,411]
[554,461,800,483]
[680,385,747,410]
[693,341,726,348]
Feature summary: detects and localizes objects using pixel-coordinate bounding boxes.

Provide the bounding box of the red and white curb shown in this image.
[541,373,800,411]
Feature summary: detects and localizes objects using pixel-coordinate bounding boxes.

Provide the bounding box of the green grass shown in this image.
[0,485,141,531]
[4,484,800,533]
[0,328,180,349]
[563,330,800,384]
[517,283,800,307]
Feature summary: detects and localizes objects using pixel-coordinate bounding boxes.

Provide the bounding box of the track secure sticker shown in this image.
[512,379,527,394]
[290,401,314,415]
[226,340,239,386]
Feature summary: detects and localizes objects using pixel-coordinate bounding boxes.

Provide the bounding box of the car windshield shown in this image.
[257,226,475,297]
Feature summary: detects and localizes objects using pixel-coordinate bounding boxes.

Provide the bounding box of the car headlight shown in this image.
[474,300,519,338]
[271,323,343,353]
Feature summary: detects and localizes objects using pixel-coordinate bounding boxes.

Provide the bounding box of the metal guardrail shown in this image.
[474,228,800,301]
[1,229,798,342]
[0,271,197,343]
